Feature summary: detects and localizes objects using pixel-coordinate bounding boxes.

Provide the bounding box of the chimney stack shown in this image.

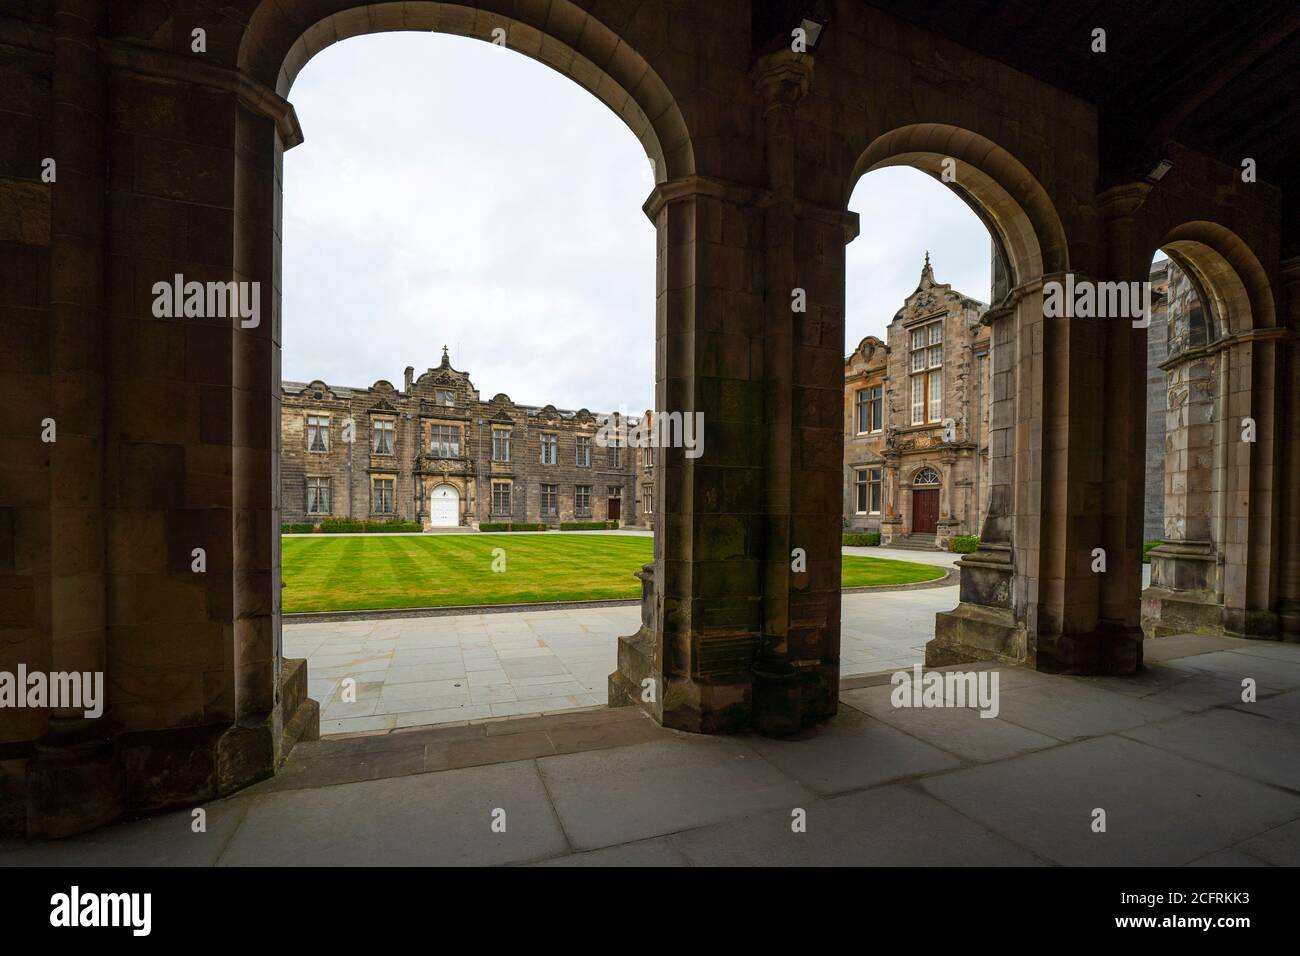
[404,366,414,393]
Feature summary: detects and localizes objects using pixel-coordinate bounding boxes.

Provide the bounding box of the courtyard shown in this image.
[291,543,960,734]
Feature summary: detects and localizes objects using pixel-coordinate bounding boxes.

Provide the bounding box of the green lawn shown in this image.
[280,534,945,613]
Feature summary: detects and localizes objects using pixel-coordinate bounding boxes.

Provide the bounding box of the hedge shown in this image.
[305,519,423,534]
[949,535,980,554]
[281,523,315,534]
[478,522,549,532]
[842,532,881,547]
[559,521,619,531]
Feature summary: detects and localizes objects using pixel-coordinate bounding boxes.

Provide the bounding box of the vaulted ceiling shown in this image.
[859,0,1300,251]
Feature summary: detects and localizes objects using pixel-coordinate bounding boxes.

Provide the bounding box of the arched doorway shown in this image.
[230,0,695,735]
[427,483,460,529]
[1140,222,1282,640]
[910,466,942,536]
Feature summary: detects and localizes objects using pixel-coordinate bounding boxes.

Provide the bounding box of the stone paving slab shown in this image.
[921,734,1300,866]
[218,761,569,867]
[536,736,813,852]
[667,784,1045,866]
[7,635,1299,867]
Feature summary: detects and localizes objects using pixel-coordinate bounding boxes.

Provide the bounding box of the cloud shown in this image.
[283,32,656,411]
[284,33,997,406]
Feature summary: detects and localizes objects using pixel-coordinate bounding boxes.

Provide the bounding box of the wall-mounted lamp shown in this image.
[798,15,829,53]
[1145,159,1173,184]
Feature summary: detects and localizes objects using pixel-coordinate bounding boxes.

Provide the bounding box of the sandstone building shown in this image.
[843,256,991,549]
[281,348,654,529]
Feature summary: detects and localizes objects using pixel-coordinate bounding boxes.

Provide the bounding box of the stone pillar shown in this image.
[1279,258,1300,639]
[750,49,813,735]
[1220,326,1284,637]
[931,267,1139,674]
[609,51,845,734]
[1093,186,1147,658]
[930,298,1017,662]
[608,180,768,732]
[25,0,122,839]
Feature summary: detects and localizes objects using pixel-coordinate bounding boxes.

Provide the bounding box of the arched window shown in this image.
[913,466,941,486]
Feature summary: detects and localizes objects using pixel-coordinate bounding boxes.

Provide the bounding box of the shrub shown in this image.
[315,519,422,534]
[280,523,315,534]
[1143,540,1162,564]
[949,535,980,554]
[842,532,881,547]
[560,521,618,531]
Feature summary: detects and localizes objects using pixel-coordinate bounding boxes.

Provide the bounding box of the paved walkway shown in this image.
[289,548,1153,735]
[7,635,1297,866]
[288,587,967,735]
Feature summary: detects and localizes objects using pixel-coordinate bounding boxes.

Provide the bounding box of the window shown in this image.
[856,385,882,433]
[307,415,330,452]
[575,485,592,518]
[306,477,330,515]
[491,481,511,516]
[540,433,557,465]
[642,484,654,515]
[909,321,943,424]
[608,434,622,468]
[372,477,394,514]
[576,435,591,467]
[913,466,941,486]
[430,424,460,458]
[371,418,394,455]
[435,388,455,407]
[855,467,882,514]
[644,445,654,468]
[492,428,511,462]
[541,484,558,516]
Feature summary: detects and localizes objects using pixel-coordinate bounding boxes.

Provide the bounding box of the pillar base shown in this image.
[929,602,1025,667]
[1141,586,1225,639]
[4,657,319,839]
[1032,623,1143,675]
[24,717,125,840]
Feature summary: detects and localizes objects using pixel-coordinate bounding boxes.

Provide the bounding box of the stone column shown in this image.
[931,268,1138,674]
[1279,258,1300,639]
[1093,185,1148,657]
[608,178,769,733]
[1220,325,1284,637]
[26,0,121,839]
[750,49,814,735]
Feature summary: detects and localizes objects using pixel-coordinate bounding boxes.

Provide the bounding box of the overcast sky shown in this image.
[283,32,992,413]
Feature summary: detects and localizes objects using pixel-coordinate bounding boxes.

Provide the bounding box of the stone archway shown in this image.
[841,124,1141,675]
[227,0,697,745]
[1141,223,1284,640]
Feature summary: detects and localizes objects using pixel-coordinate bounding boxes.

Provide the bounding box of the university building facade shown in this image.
[280,349,654,530]
[843,257,992,549]
[846,254,1197,553]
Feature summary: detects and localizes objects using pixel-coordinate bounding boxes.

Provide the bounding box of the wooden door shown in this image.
[608,496,621,521]
[912,488,939,534]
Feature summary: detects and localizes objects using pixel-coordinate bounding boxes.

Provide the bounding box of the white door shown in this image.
[428,483,459,528]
